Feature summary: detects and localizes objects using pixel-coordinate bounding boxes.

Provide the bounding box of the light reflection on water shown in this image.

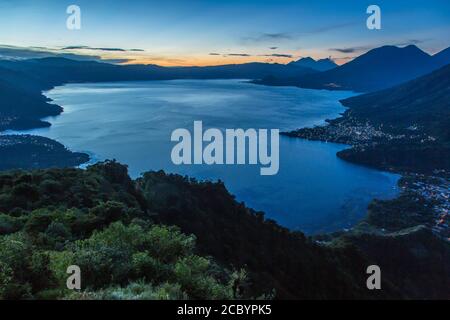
[11,80,399,234]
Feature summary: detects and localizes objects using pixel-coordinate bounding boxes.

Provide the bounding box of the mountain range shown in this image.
[1,44,449,300]
[0,44,449,132]
[288,57,337,71]
[258,45,450,92]
[0,57,315,131]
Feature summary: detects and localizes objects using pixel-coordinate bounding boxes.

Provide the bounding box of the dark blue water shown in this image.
[11,80,399,234]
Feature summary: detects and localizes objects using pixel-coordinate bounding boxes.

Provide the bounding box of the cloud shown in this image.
[329,39,430,54]
[259,53,293,58]
[0,44,192,66]
[0,44,131,64]
[332,56,354,62]
[269,47,278,50]
[0,45,94,60]
[61,46,125,52]
[329,46,371,53]
[241,32,293,44]
[0,45,51,59]
[102,58,133,64]
[226,53,252,57]
[209,51,294,59]
[61,45,144,52]
[393,39,430,47]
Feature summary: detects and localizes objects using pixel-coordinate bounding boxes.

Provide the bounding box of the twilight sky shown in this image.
[0,0,449,66]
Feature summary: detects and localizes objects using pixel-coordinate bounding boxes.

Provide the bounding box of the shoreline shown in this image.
[2,81,448,239]
[5,83,406,235]
[32,82,402,236]
[282,104,450,240]
[1,81,449,298]
[0,87,91,170]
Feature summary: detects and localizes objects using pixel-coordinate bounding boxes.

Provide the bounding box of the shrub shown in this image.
[0,213,22,235]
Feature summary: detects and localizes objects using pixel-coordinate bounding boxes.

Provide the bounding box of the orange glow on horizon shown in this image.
[56,46,354,67]
[85,49,351,67]
[119,55,296,67]
[117,55,351,67]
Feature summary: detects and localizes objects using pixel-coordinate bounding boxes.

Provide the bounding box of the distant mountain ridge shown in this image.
[163,62,317,79]
[257,45,450,92]
[299,45,450,92]
[0,57,317,131]
[1,45,449,132]
[0,57,316,84]
[289,57,337,71]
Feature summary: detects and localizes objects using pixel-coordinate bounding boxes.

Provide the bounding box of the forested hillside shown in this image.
[1,161,448,299]
[341,64,450,141]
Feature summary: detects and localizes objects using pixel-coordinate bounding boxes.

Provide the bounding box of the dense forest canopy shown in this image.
[1,161,448,299]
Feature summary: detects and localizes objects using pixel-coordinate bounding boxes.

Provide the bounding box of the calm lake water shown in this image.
[14,80,400,234]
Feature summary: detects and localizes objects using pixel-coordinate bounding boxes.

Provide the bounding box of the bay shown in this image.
[12,79,399,234]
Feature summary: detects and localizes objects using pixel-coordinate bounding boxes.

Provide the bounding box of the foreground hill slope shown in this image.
[1,161,448,299]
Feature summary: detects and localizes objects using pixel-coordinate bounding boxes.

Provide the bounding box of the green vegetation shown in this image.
[0,161,243,300]
[0,160,448,299]
[1,53,448,300]
[366,195,435,232]
[335,225,450,298]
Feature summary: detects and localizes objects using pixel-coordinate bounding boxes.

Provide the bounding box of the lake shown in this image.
[14,79,400,234]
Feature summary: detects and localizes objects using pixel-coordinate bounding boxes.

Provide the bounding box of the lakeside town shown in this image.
[282,116,436,146]
[283,115,450,241]
[401,173,450,241]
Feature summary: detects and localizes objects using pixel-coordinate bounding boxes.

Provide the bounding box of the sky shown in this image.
[0,0,449,66]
